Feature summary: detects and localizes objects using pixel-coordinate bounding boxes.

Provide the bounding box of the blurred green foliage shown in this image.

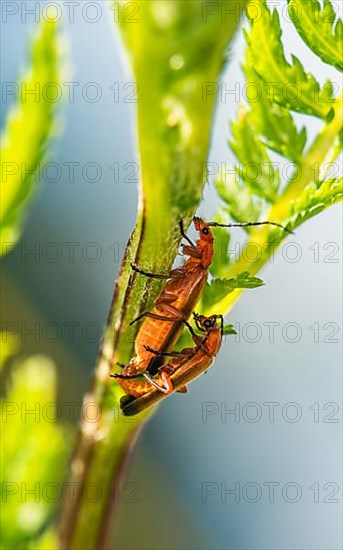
[1,17,68,550]
[0,19,62,256]
[1,352,70,550]
[0,333,19,370]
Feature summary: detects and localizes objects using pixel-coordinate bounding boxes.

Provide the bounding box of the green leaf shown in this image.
[230,107,281,200]
[288,0,343,71]
[202,272,265,310]
[215,173,262,223]
[0,20,62,256]
[246,0,335,119]
[243,61,308,163]
[223,324,237,335]
[287,177,343,230]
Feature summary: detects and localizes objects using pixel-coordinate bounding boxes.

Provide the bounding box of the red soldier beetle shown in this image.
[126,217,289,368]
[122,217,215,378]
[111,313,224,416]
[112,217,290,397]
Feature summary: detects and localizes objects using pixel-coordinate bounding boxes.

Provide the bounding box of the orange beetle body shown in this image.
[118,315,223,416]
[115,218,215,393]
[112,216,290,408]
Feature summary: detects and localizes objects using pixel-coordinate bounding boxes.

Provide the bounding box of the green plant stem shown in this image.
[58,2,247,549]
[206,93,342,316]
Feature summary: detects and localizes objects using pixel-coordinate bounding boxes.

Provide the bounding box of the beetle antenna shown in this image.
[207,221,293,234]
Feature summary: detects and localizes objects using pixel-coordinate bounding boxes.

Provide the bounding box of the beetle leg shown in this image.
[152,307,200,343]
[142,371,173,394]
[131,303,192,327]
[181,245,202,259]
[192,312,207,333]
[151,308,200,341]
[144,344,188,358]
[160,370,174,393]
[154,302,186,319]
[131,264,185,280]
[218,314,224,339]
[168,266,185,278]
[155,291,179,305]
[130,263,170,279]
[129,310,182,326]
[110,372,143,380]
[193,319,206,332]
[179,220,196,247]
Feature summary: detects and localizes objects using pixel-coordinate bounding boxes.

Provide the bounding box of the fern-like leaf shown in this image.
[215,173,262,223]
[288,0,343,71]
[223,324,237,335]
[230,108,280,200]
[287,177,343,230]
[243,62,307,163]
[245,0,335,119]
[202,272,265,310]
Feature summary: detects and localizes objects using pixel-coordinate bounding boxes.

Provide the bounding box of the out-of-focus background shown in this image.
[1,2,342,549]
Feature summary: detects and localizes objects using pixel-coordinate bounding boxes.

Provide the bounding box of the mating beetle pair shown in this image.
[111,217,290,415]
